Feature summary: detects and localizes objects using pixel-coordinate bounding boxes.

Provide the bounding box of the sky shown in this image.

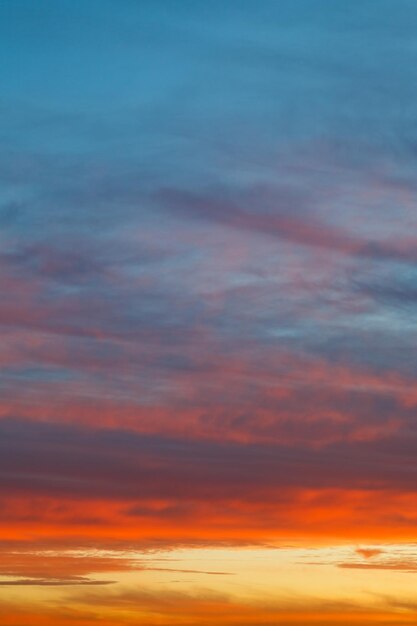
[1,0,417,624]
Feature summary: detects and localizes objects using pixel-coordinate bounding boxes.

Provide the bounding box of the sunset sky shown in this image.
[2,1,417,624]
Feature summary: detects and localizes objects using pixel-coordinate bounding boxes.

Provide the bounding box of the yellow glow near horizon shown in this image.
[2,544,417,625]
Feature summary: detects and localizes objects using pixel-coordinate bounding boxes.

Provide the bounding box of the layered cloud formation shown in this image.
[1,1,417,624]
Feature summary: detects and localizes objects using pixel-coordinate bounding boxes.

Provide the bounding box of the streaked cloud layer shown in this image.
[1,0,417,623]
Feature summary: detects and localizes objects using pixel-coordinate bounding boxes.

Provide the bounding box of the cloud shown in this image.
[339,561,417,573]
[0,578,114,586]
[355,548,383,559]
[159,185,417,265]
[1,417,417,544]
